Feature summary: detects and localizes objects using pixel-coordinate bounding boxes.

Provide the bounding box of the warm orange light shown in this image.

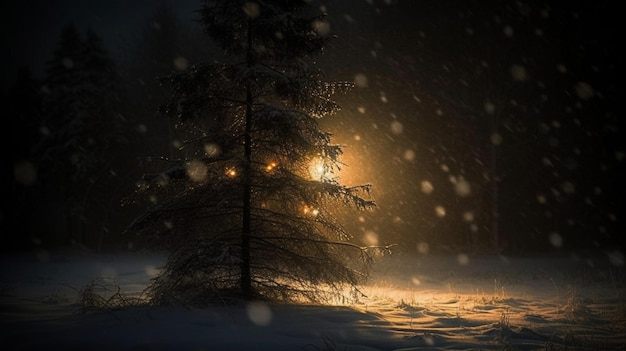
[226,168,237,177]
[302,205,319,217]
[265,162,278,172]
[308,158,331,180]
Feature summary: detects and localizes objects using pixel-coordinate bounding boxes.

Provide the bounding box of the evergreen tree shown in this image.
[125,0,385,304]
[35,24,130,247]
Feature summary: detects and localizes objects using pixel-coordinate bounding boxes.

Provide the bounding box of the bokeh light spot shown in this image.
[14,160,37,186]
[247,301,272,326]
[490,133,503,145]
[242,2,260,18]
[574,81,594,100]
[435,206,446,218]
[403,149,415,161]
[390,121,403,135]
[364,230,379,246]
[204,143,221,157]
[420,180,434,194]
[462,211,474,222]
[354,73,368,88]
[454,178,472,197]
[549,232,563,248]
[417,242,429,254]
[312,19,331,36]
[457,253,469,265]
[173,56,188,71]
[510,64,527,81]
[186,160,209,183]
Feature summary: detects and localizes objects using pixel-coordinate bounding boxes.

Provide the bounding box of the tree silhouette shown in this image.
[125,0,384,305]
[35,24,130,248]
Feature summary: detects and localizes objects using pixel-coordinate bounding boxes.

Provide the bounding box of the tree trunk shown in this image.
[240,19,254,298]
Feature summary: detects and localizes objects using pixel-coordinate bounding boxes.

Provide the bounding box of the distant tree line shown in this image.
[1,4,204,251]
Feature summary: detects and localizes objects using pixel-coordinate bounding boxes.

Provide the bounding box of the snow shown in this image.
[2,248,625,350]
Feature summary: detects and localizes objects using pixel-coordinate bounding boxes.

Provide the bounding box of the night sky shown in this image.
[3,0,623,254]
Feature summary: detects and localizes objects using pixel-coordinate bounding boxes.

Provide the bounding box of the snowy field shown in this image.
[1,248,625,350]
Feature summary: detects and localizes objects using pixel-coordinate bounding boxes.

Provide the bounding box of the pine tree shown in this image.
[126,0,385,305]
[35,24,130,247]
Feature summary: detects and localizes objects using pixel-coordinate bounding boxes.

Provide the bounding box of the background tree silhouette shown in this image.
[34,24,131,248]
[125,0,385,305]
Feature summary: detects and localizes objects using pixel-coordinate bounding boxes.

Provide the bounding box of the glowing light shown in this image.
[308,158,331,180]
[265,161,278,172]
[226,168,237,178]
[302,205,319,217]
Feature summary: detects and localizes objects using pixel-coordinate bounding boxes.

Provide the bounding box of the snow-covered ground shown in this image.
[1,248,625,350]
